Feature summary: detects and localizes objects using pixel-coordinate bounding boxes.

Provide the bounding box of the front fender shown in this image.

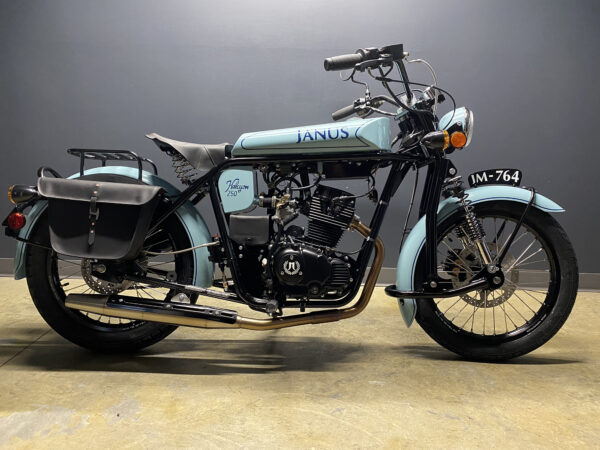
[395,185,564,327]
[14,166,214,287]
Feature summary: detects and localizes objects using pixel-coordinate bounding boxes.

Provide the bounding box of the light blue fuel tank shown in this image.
[231,117,391,156]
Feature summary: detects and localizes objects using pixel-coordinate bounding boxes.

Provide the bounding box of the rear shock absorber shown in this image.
[447,176,492,265]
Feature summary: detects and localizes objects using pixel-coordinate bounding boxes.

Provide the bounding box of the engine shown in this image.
[269,185,357,299]
[227,166,372,305]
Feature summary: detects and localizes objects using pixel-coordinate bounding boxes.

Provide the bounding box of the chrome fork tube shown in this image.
[474,239,493,266]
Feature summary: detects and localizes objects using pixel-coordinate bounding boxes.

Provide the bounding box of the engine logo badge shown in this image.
[283,259,301,276]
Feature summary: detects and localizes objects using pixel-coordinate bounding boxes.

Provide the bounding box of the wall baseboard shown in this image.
[1,258,598,290]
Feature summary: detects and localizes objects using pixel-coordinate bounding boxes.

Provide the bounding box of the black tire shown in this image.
[415,201,578,361]
[26,212,196,353]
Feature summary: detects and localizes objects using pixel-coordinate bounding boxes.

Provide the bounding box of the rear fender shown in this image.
[13,166,214,287]
[395,185,565,327]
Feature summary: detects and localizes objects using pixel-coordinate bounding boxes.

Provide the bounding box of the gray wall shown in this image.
[1,0,599,271]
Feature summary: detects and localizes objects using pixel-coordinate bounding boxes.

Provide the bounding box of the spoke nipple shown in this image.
[429,280,438,288]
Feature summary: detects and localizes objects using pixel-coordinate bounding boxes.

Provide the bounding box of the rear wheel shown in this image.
[414,201,578,361]
[26,212,197,353]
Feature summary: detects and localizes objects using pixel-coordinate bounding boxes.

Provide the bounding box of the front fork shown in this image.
[419,157,497,286]
[453,179,494,266]
[475,241,493,265]
[447,175,506,291]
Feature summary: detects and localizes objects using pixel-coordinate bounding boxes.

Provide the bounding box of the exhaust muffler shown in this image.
[65,219,384,331]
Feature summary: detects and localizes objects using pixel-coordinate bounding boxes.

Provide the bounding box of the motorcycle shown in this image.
[3,44,578,361]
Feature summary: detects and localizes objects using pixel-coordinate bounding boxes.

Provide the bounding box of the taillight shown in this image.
[7,212,26,230]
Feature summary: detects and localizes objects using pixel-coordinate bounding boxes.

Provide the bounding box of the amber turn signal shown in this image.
[443,130,450,150]
[421,130,450,150]
[7,185,15,204]
[450,131,467,149]
[7,184,38,204]
[7,212,26,230]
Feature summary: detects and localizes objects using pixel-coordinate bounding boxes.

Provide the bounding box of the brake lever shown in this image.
[370,95,400,107]
[352,97,379,114]
[354,98,395,118]
[367,107,397,117]
[354,57,393,72]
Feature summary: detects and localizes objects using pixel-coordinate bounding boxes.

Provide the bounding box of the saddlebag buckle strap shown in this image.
[88,188,100,246]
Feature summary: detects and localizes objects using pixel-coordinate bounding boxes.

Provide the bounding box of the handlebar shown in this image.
[331,97,393,121]
[324,53,364,71]
[324,44,405,72]
[331,102,358,121]
[326,44,418,125]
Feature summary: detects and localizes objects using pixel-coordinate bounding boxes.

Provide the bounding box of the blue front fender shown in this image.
[395,185,564,327]
[14,166,214,287]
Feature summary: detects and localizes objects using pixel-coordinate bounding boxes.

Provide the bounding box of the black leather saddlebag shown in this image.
[37,177,164,260]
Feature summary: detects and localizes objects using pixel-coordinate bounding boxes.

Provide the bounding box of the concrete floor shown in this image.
[0,278,598,449]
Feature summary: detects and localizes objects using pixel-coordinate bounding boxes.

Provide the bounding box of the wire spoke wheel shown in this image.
[434,216,553,337]
[415,201,578,361]
[26,209,197,353]
[48,226,179,330]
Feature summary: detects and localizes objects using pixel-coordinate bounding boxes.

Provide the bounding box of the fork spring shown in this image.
[463,206,486,242]
[449,176,486,242]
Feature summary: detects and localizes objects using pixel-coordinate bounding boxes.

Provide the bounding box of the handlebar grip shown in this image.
[331,103,357,121]
[324,53,363,71]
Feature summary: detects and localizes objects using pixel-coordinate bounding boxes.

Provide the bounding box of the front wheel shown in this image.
[414,201,578,361]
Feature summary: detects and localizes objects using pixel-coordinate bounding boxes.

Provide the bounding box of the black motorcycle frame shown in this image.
[141,143,461,312]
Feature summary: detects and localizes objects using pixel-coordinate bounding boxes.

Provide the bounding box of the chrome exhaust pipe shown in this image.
[66,218,384,331]
[65,294,241,329]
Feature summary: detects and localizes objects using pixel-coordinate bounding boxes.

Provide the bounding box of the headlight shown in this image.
[464,108,474,146]
[438,107,474,149]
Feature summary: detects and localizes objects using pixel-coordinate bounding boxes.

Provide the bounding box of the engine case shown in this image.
[272,245,353,298]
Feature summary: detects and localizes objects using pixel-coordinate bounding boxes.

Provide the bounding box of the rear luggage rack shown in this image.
[67,148,158,181]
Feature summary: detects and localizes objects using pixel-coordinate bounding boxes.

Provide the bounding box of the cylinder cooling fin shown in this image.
[306,185,355,248]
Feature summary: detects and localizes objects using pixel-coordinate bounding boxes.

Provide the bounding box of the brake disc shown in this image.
[445,242,519,307]
[80,258,144,295]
